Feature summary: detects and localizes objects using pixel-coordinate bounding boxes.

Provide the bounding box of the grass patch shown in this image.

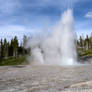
[0,56,29,66]
[79,49,92,56]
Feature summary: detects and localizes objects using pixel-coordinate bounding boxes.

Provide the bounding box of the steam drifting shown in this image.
[27,9,77,65]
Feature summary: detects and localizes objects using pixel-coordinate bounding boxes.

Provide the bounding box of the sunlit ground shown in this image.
[0,64,92,92]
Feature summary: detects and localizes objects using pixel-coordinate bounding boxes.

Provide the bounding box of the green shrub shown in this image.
[0,56,29,66]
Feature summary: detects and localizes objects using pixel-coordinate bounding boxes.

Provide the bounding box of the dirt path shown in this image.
[0,65,92,92]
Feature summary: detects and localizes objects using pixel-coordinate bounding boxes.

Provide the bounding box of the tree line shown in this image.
[77,33,92,51]
[1,33,92,59]
[0,35,29,59]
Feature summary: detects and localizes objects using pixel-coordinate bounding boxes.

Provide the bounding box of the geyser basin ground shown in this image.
[0,65,92,92]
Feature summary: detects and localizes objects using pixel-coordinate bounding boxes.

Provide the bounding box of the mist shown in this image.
[26,9,77,65]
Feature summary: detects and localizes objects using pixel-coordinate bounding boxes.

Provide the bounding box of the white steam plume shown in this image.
[26,9,77,65]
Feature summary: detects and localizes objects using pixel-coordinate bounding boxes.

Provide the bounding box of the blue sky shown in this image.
[0,0,92,41]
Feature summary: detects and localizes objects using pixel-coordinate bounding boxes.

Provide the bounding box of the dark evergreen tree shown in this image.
[13,36,18,57]
[85,35,90,50]
[23,35,27,55]
[3,38,8,58]
[0,39,4,58]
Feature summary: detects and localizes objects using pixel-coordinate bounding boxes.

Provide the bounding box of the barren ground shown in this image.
[0,64,92,92]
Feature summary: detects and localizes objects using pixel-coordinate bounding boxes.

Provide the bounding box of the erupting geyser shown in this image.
[27,9,77,65]
[60,9,77,65]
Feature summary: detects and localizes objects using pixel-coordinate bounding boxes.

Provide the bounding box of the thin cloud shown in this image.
[23,0,78,11]
[0,0,20,14]
[85,11,92,18]
[0,25,29,40]
[0,0,92,41]
[0,25,39,39]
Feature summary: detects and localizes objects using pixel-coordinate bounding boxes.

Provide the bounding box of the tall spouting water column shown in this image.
[27,9,77,65]
[60,9,77,65]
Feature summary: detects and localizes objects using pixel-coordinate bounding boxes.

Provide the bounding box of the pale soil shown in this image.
[0,65,92,92]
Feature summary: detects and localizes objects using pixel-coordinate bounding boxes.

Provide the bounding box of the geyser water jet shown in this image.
[27,9,77,65]
[60,9,77,65]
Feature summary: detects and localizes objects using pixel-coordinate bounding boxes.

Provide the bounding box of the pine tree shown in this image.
[0,39,4,58]
[3,38,8,58]
[85,35,90,50]
[23,35,27,55]
[13,36,18,57]
[8,40,13,56]
[90,33,92,49]
[79,36,84,50]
